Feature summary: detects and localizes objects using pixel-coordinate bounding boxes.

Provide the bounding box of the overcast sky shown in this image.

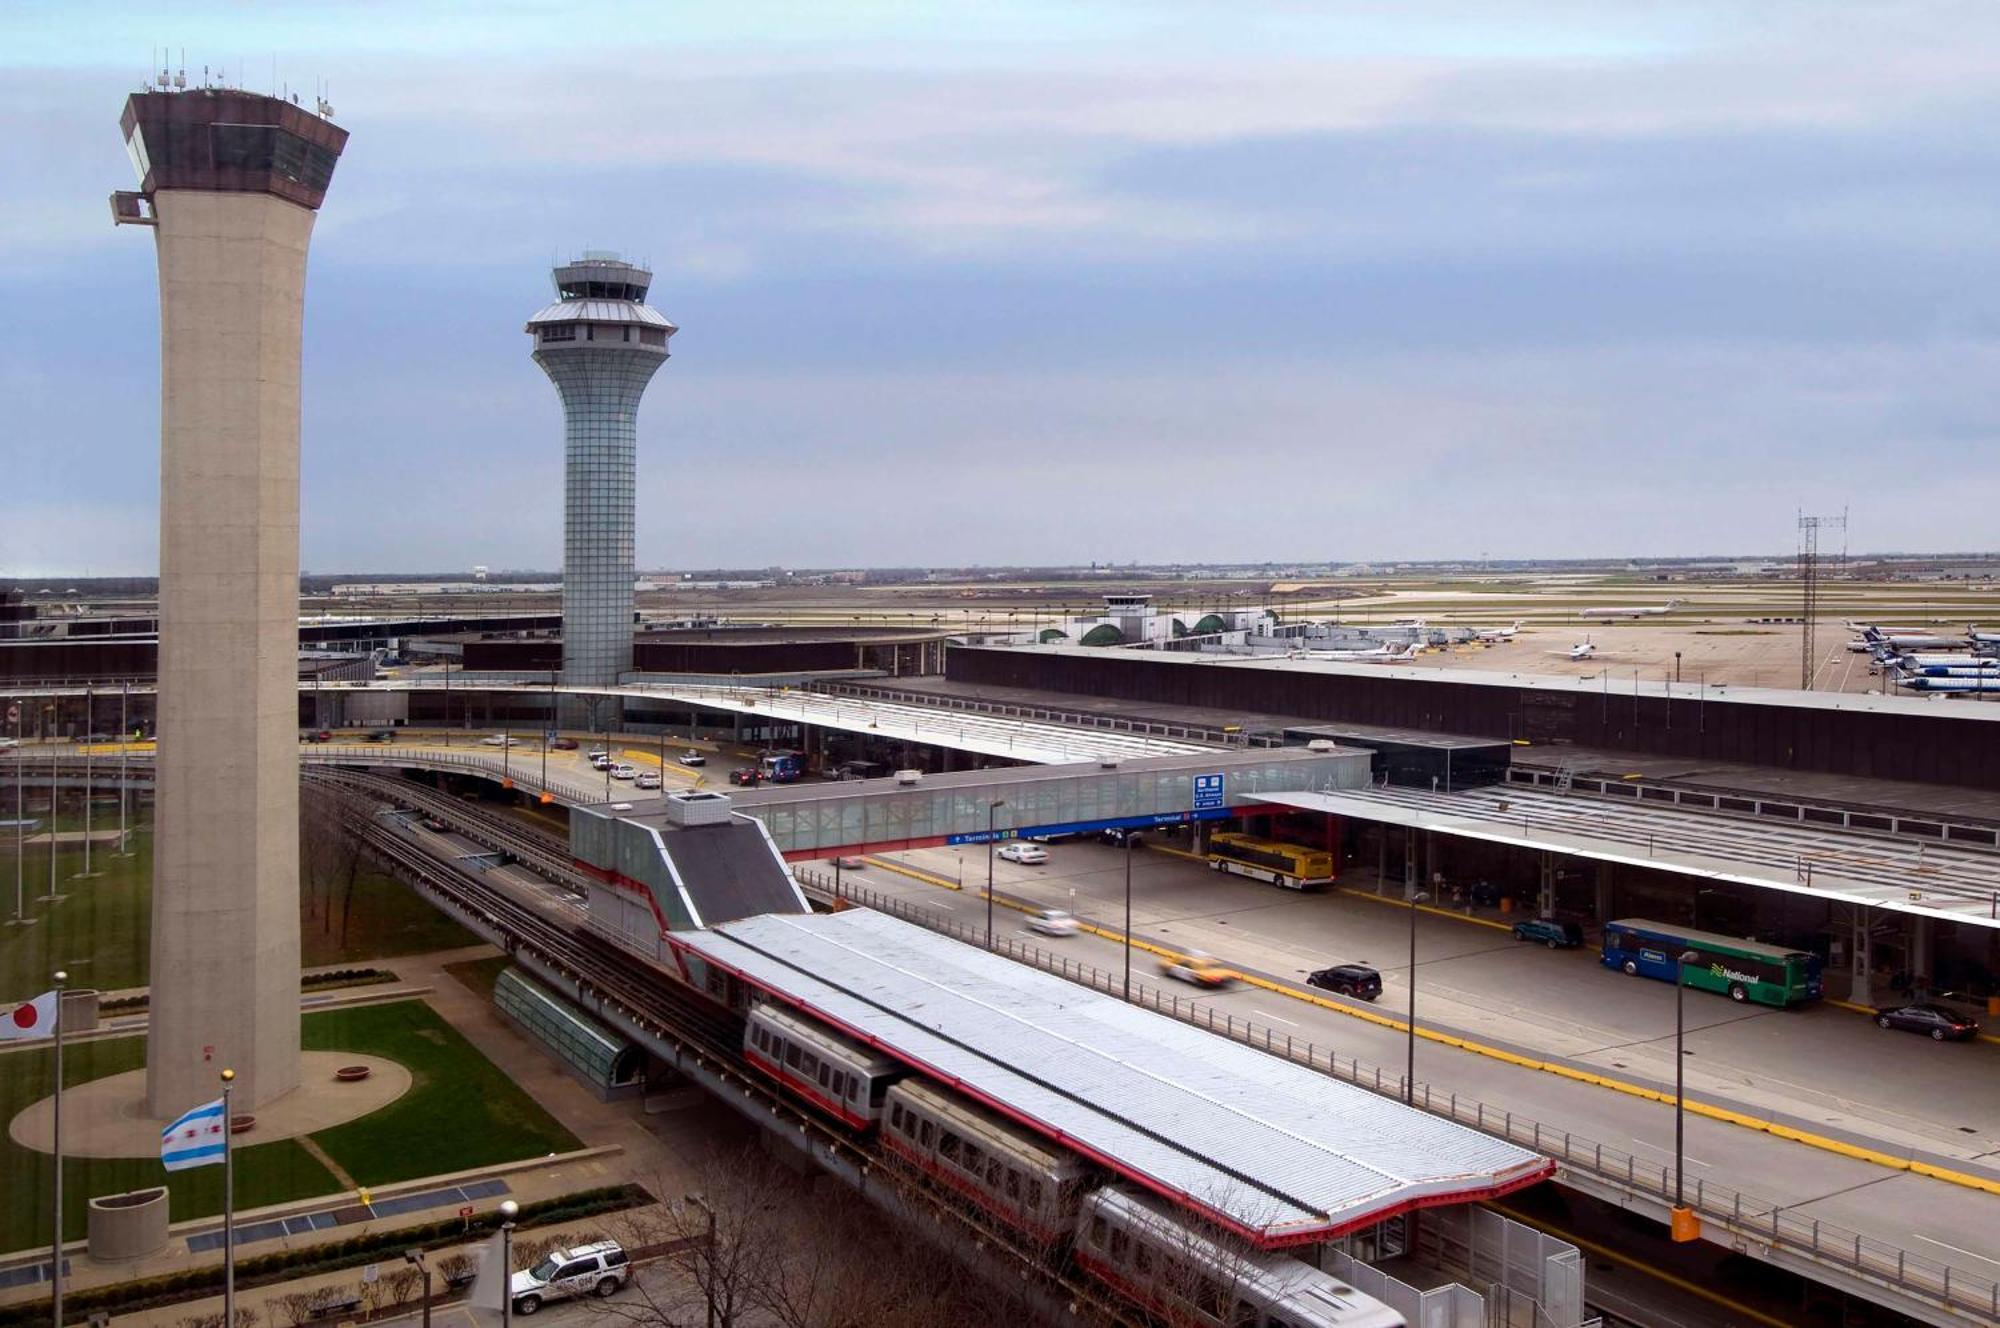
[5,2,1999,575]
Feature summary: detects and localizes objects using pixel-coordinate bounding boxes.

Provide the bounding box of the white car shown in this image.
[609,763,637,781]
[1026,907,1079,937]
[510,1239,630,1315]
[997,843,1049,865]
[591,755,614,770]
[635,771,661,789]
[587,748,610,761]
[678,750,707,767]
[478,735,523,747]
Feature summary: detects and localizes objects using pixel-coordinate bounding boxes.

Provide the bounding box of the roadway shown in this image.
[833,839,2000,1295]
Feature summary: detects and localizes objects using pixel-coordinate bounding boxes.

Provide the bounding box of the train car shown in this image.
[881,1080,1091,1246]
[1074,1189,1405,1328]
[742,1003,901,1130]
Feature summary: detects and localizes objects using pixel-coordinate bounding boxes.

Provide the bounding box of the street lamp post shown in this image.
[1123,833,1134,1001]
[685,1193,717,1328]
[1405,887,1427,1104]
[403,1249,433,1328]
[1671,948,1702,1240]
[498,1199,519,1328]
[985,799,1004,949]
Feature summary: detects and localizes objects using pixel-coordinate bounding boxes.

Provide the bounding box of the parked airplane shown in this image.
[1969,625,2000,646]
[1580,599,1682,620]
[1859,625,1965,651]
[1289,642,1421,663]
[1559,639,1597,661]
[1474,621,1523,642]
[1892,672,2000,694]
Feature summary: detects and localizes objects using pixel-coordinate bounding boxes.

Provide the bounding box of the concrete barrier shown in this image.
[88,1186,169,1261]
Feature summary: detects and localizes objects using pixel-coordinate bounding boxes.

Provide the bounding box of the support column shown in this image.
[1849,906,1872,1007]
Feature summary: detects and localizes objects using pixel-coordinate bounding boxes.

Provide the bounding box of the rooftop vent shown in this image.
[664,790,733,827]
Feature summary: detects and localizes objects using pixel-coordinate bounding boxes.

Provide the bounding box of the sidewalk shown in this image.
[10,943,748,1323]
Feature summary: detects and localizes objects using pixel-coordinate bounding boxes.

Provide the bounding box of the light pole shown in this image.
[985,800,1004,949]
[1123,832,1134,1000]
[403,1249,432,1328]
[1671,948,1702,1241]
[10,700,24,925]
[39,710,62,905]
[685,1192,716,1328]
[49,969,66,1328]
[498,1198,519,1328]
[1405,886,1428,1105]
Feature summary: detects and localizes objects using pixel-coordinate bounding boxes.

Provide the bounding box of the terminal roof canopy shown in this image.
[672,909,1551,1246]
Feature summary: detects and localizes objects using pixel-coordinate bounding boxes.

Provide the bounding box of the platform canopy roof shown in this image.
[1247,785,2000,931]
[671,909,1550,1247]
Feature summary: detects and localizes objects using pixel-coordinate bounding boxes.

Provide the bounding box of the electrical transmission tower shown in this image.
[1798,507,1847,690]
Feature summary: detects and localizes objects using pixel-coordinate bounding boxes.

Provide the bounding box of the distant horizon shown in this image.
[8,548,2000,588]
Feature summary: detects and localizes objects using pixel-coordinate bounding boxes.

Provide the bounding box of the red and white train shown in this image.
[740,1001,1405,1328]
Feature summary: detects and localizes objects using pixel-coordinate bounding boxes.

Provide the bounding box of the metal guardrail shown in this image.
[4,748,602,809]
[793,869,2000,1325]
[817,680,1287,748]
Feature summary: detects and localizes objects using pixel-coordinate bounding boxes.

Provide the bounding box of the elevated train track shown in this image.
[311,780,1143,1327]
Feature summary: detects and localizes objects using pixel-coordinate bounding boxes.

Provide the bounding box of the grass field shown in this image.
[0,826,475,998]
[441,954,513,1002]
[0,998,579,1255]
[302,999,578,1188]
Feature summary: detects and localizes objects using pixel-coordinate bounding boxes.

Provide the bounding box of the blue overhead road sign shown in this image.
[1193,773,1225,810]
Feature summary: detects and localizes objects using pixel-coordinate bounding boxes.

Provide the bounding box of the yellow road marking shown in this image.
[865,852,2000,1196]
[1483,1201,1796,1328]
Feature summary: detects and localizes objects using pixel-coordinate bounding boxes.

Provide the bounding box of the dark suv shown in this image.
[1306,964,1383,1001]
[1511,918,1584,948]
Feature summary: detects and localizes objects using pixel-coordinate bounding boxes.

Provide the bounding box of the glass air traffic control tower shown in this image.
[526,255,675,727]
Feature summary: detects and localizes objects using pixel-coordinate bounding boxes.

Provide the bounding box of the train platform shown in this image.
[669,908,1553,1248]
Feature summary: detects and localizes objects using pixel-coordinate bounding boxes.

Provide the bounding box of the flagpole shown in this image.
[51,969,66,1328]
[116,683,131,856]
[221,1068,236,1328]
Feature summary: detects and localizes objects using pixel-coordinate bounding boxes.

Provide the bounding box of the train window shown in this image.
[1132,1244,1152,1275]
[1109,1228,1128,1260]
[919,1120,934,1147]
[1027,1179,1042,1209]
[1230,1298,1258,1326]
[962,1142,983,1173]
[890,1102,904,1130]
[817,1064,830,1088]
[785,1044,802,1069]
[1005,1169,1021,1200]
[940,1132,961,1162]
[1089,1216,1109,1249]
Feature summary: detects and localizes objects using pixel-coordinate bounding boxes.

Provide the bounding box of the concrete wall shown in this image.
[145,189,316,1113]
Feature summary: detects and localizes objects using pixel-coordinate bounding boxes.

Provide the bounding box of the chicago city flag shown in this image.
[0,991,57,1040]
[161,1096,228,1171]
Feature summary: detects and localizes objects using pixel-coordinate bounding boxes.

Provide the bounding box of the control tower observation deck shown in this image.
[526,256,675,723]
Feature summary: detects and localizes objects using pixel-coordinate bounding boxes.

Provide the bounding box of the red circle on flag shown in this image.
[11,1003,38,1030]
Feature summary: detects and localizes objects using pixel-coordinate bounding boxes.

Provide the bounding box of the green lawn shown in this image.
[302,999,579,1187]
[0,1036,335,1255]
[440,954,513,1002]
[0,824,476,999]
[1,999,579,1256]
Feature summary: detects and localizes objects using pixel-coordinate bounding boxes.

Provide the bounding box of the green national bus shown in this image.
[1601,918,1823,1008]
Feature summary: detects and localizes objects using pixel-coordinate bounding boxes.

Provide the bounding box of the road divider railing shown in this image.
[792,866,2000,1326]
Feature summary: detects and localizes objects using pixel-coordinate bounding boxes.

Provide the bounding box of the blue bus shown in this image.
[1602,918,1823,1008]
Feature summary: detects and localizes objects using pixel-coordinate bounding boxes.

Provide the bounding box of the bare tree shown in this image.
[300,785,367,947]
[592,1148,790,1328]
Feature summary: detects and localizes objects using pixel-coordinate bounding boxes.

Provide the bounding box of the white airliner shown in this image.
[1474,621,1523,642]
[1580,599,1682,620]
[1562,639,1597,661]
[1289,642,1420,663]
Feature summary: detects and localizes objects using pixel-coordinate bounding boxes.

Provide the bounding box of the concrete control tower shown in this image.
[114,84,346,1113]
[526,256,675,724]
